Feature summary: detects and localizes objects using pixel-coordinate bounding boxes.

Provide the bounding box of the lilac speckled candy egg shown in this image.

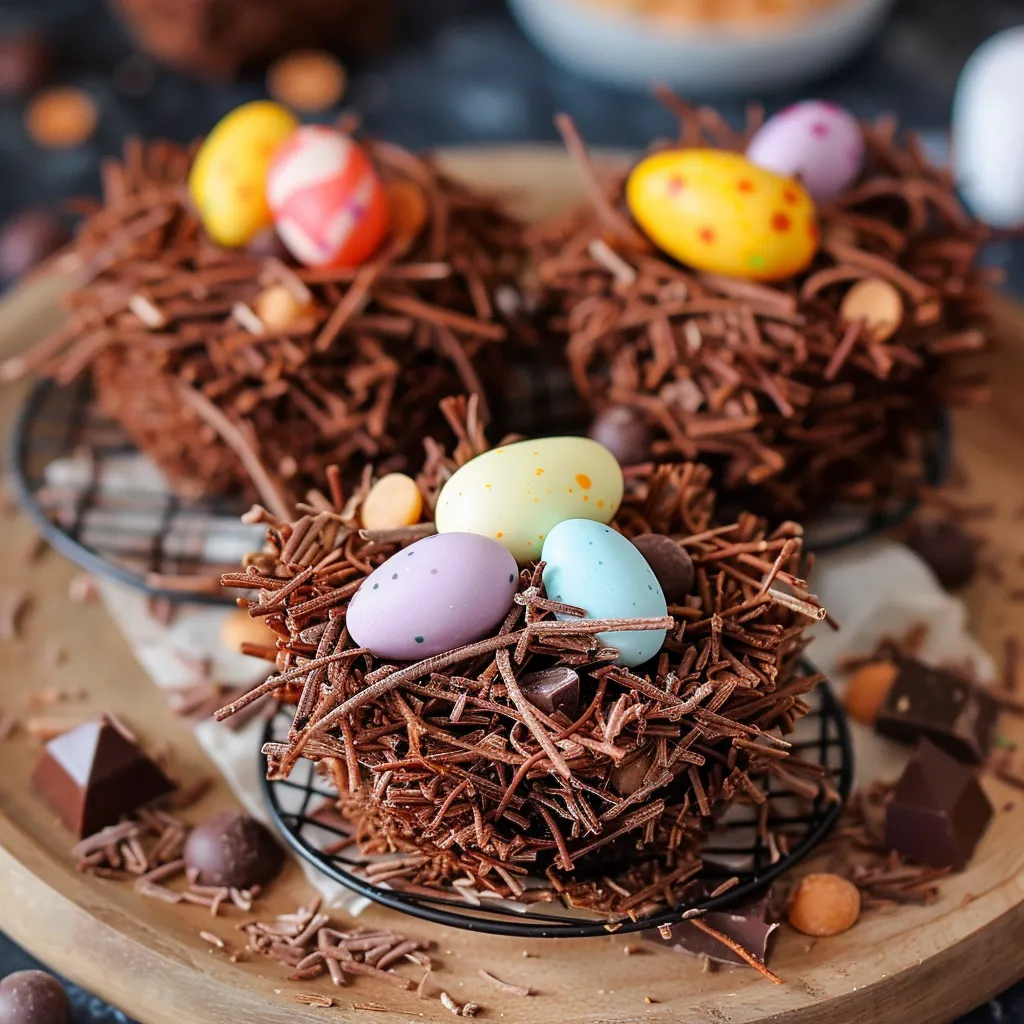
[746,100,864,201]
[346,532,518,661]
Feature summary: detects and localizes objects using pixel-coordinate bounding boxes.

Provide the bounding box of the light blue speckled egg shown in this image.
[541,519,668,668]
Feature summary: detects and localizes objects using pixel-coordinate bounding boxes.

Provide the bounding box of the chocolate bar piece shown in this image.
[31,717,175,837]
[874,658,998,764]
[519,667,579,717]
[646,895,778,967]
[884,739,993,870]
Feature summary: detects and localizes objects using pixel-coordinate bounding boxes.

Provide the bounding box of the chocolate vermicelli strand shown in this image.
[5,136,525,505]
[217,399,832,919]
[528,96,994,518]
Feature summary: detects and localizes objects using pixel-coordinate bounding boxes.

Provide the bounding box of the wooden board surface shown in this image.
[2,147,1024,1024]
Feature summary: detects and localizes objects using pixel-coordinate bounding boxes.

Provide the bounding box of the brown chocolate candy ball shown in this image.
[184,810,284,889]
[0,210,70,282]
[904,518,978,591]
[0,971,70,1024]
[0,33,54,97]
[632,533,695,602]
[588,406,650,466]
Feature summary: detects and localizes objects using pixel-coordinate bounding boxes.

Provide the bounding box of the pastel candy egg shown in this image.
[746,100,864,200]
[361,473,423,531]
[625,150,819,281]
[188,101,299,248]
[952,27,1024,228]
[541,519,667,668]
[346,533,518,661]
[434,437,624,563]
[267,125,389,268]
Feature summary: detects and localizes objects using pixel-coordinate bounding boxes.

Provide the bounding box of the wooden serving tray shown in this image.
[1,147,1023,1024]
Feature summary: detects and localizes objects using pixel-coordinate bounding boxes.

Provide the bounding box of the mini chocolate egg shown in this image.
[746,100,864,200]
[346,533,518,660]
[434,437,624,563]
[266,124,389,268]
[188,100,298,248]
[541,519,667,668]
[625,150,818,281]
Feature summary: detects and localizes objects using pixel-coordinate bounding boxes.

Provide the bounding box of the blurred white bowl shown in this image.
[508,0,896,92]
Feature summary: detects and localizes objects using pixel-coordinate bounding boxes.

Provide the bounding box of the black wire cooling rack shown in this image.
[6,371,949,603]
[261,671,852,939]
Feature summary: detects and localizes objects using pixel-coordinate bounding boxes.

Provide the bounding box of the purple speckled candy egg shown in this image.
[346,532,519,660]
[746,100,864,201]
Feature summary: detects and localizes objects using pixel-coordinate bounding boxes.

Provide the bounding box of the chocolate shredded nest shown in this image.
[217,397,834,920]
[528,95,995,518]
[6,135,525,513]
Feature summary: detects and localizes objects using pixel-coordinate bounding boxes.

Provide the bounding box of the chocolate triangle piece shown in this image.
[31,717,175,837]
[884,739,993,870]
[645,895,778,967]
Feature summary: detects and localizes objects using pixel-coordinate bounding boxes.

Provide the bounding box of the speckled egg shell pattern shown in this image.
[746,100,864,200]
[434,437,624,563]
[346,532,519,661]
[541,519,668,669]
[625,149,818,281]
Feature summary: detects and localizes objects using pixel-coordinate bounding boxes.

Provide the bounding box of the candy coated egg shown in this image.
[434,437,624,564]
[746,100,864,200]
[188,101,298,248]
[541,520,667,668]
[267,125,389,268]
[626,150,819,281]
[953,27,1024,228]
[361,473,423,531]
[346,533,518,661]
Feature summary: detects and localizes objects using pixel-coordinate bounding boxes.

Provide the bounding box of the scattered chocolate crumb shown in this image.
[0,590,30,640]
[68,574,99,603]
[25,716,85,740]
[477,969,532,997]
[295,993,333,1007]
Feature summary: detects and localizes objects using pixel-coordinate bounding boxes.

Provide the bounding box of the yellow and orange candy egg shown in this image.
[266,124,390,268]
[188,101,299,248]
[625,149,819,281]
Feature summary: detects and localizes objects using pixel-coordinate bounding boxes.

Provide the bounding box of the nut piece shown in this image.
[787,873,861,937]
[839,278,903,343]
[267,50,347,112]
[254,284,312,332]
[843,660,899,725]
[24,86,97,148]
[361,473,423,531]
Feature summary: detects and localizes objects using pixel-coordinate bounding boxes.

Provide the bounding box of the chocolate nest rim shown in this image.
[216,397,849,930]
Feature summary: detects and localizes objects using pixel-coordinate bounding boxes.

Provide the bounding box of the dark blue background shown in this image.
[1,0,1022,1019]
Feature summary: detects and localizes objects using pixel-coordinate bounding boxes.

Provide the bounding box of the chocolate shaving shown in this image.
[529,99,992,517]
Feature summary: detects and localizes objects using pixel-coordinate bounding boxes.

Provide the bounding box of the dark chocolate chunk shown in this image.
[245,226,291,261]
[519,667,579,717]
[184,810,284,889]
[646,895,778,967]
[874,658,998,764]
[0,971,70,1024]
[0,210,70,282]
[904,518,978,591]
[0,34,54,98]
[610,747,654,797]
[31,717,175,837]
[632,533,695,601]
[884,739,993,870]
[588,406,650,466]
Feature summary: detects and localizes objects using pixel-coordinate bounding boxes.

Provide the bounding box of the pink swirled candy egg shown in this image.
[266,125,389,268]
[746,100,864,201]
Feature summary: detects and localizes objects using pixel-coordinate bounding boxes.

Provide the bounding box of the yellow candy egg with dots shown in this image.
[625,149,819,281]
[189,101,299,248]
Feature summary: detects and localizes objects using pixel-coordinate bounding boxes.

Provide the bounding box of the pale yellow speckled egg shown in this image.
[189,100,299,248]
[626,149,819,281]
[434,437,624,563]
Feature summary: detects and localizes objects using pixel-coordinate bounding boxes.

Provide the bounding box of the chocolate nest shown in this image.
[6,135,525,514]
[217,398,834,919]
[528,95,995,518]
